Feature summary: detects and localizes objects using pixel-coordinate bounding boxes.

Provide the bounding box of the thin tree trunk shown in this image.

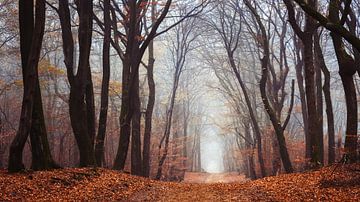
[314,32,335,164]
[227,51,266,177]
[244,0,294,173]
[197,132,201,171]
[294,39,310,159]
[95,0,111,167]
[182,100,188,170]
[156,70,180,179]
[244,121,256,179]
[131,72,142,175]
[142,38,155,177]
[314,33,324,164]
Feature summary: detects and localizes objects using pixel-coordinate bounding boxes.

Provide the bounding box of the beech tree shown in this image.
[58,0,96,167]
[314,30,335,164]
[328,0,358,163]
[109,0,176,175]
[142,0,156,177]
[95,0,111,167]
[284,0,323,167]
[8,0,57,172]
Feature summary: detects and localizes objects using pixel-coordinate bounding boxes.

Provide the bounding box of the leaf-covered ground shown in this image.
[0,164,359,201]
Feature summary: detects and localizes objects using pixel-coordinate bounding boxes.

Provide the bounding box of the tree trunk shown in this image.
[113,1,139,171]
[70,0,95,166]
[30,79,58,170]
[303,33,321,167]
[182,100,188,170]
[156,69,180,180]
[314,34,324,164]
[314,32,335,164]
[227,51,266,177]
[244,0,294,173]
[244,122,256,179]
[95,0,111,167]
[294,39,310,159]
[8,0,46,172]
[284,0,322,168]
[58,0,95,167]
[271,131,281,175]
[329,0,358,163]
[113,60,131,170]
[112,0,172,171]
[86,71,96,149]
[196,132,201,171]
[142,38,156,177]
[131,71,142,176]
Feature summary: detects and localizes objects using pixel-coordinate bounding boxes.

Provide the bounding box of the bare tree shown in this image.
[156,11,199,179]
[58,0,96,166]
[95,0,111,167]
[8,0,57,172]
[284,0,323,167]
[314,31,335,164]
[142,0,157,177]
[244,0,294,173]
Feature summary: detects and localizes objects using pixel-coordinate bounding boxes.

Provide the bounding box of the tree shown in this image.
[8,0,57,172]
[142,0,157,177]
[58,0,96,167]
[328,0,358,162]
[284,0,323,167]
[111,0,175,174]
[244,0,294,173]
[95,0,111,167]
[156,10,199,179]
[313,31,335,164]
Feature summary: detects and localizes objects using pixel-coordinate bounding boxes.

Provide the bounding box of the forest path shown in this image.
[129,172,251,201]
[183,172,248,183]
[134,181,253,201]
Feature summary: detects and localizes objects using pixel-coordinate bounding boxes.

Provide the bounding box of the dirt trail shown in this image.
[183,172,248,183]
[128,172,250,201]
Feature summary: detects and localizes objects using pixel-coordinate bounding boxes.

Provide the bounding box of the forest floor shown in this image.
[0,164,360,201]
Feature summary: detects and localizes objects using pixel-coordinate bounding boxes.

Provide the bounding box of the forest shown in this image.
[0,0,360,201]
